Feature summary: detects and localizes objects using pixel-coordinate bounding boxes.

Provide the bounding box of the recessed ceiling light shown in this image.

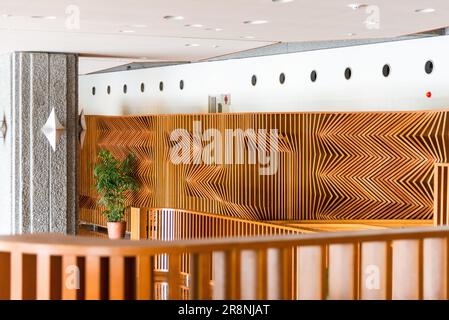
[205,27,223,31]
[347,3,368,10]
[185,24,203,28]
[30,15,57,19]
[347,32,357,36]
[164,15,184,20]
[185,43,199,47]
[272,0,295,3]
[415,8,435,13]
[241,35,255,39]
[1,14,12,18]
[243,20,268,25]
[212,45,220,48]
[119,30,135,33]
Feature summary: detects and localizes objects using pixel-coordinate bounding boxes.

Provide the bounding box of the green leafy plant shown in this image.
[93,150,139,222]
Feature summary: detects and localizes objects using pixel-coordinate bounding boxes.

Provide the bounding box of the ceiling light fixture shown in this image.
[119,30,135,33]
[163,15,184,20]
[185,43,200,47]
[415,8,435,13]
[185,24,203,28]
[347,32,357,36]
[272,0,295,3]
[347,3,368,10]
[212,45,220,48]
[241,35,255,39]
[205,27,223,31]
[30,15,57,19]
[243,20,268,25]
[1,14,12,18]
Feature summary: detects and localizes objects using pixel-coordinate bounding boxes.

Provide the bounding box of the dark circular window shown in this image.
[279,73,286,84]
[382,64,391,77]
[310,70,317,82]
[251,75,257,86]
[159,81,164,91]
[180,80,184,90]
[425,60,434,74]
[107,86,111,95]
[140,83,145,93]
[92,87,96,95]
[123,84,127,94]
[344,67,352,80]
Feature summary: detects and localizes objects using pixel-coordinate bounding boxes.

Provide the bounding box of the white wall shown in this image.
[80,36,449,115]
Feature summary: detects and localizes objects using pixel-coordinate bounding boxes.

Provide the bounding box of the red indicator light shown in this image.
[426,91,432,98]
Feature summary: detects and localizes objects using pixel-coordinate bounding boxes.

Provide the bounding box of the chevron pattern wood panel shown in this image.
[79,111,449,224]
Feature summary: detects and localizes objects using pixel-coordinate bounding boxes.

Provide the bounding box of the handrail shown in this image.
[1,226,449,255]
[1,226,448,300]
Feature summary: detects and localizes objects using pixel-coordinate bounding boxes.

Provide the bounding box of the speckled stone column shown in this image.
[9,52,79,235]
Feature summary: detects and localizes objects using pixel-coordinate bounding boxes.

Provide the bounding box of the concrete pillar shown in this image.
[0,52,78,235]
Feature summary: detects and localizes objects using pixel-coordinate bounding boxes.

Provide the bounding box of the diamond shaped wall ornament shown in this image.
[79,109,87,149]
[41,108,65,151]
[0,114,7,140]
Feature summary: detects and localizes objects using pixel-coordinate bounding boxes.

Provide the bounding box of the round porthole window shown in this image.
[123,84,127,94]
[279,73,286,84]
[159,81,164,91]
[344,67,352,80]
[425,60,434,74]
[107,86,111,95]
[180,80,184,90]
[310,70,317,82]
[92,87,96,95]
[140,83,145,93]
[251,75,257,86]
[382,64,391,77]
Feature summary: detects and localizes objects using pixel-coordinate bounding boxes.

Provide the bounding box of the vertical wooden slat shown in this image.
[256,249,267,300]
[136,255,153,300]
[0,252,10,299]
[109,256,125,300]
[423,238,447,299]
[190,252,212,300]
[36,254,51,300]
[360,242,387,300]
[168,253,181,300]
[85,256,101,300]
[280,247,293,300]
[62,255,78,300]
[225,250,241,300]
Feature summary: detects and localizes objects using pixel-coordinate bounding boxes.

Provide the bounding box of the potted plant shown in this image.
[93,149,139,239]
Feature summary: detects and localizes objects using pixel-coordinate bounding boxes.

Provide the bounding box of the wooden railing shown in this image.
[1,226,449,300]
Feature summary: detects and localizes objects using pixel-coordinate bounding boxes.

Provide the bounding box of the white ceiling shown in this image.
[1,0,448,68]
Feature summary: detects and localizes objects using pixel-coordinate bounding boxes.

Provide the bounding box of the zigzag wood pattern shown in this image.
[79,111,449,224]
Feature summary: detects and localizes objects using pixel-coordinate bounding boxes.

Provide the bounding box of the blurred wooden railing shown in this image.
[1,227,449,300]
[435,163,449,226]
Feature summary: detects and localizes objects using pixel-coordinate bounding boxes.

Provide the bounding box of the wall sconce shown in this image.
[41,108,65,151]
[0,114,7,140]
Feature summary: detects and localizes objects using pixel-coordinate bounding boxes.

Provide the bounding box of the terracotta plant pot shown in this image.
[107,221,126,239]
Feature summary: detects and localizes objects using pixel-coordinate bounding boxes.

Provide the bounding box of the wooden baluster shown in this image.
[168,253,181,300]
[190,253,212,300]
[136,255,153,300]
[240,250,257,299]
[85,256,101,300]
[0,252,10,299]
[225,250,241,300]
[109,256,125,300]
[360,242,388,300]
[256,249,267,300]
[280,247,294,300]
[36,254,51,300]
[61,255,78,300]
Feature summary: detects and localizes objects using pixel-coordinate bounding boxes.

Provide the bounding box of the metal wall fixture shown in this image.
[0,114,7,140]
[41,108,65,151]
